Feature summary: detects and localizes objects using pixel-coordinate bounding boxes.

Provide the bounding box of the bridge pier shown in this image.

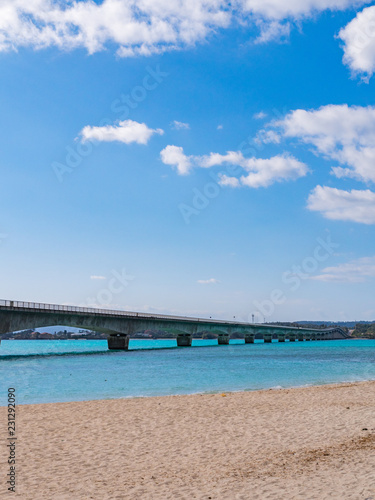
[177,334,193,347]
[244,333,255,344]
[278,334,286,342]
[218,333,230,345]
[108,334,129,350]
[288,333,296,342]
[297,333,304,342]
[264,333,273,343]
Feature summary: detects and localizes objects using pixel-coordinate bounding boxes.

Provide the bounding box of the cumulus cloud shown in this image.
[271,104,375,183]
[197,278,220,284]
[254,20,290,44]
[199,151,309,188]
[310,256,375,282]
[160,145,192,175]
[238,155,309,188]
[171,120,190,130]
[198,151,245,168]
[218,174,241,187]
[255,129,281,144]
[0,0,369,57]
[160,146,309,187]
[307,185,375,224]
[254,111,268,120]
[80,120,163,145]
[240,0,370,20]
[339,5,375,80]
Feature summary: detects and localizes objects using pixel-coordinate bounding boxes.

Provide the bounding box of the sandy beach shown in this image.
[1,381,375,499]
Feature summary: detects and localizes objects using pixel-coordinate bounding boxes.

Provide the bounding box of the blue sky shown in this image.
[1,1,375,322]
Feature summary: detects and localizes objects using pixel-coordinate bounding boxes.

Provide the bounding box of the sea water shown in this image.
[0,339,374,405]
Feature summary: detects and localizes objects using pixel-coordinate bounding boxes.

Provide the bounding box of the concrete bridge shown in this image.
[0,299,350,350]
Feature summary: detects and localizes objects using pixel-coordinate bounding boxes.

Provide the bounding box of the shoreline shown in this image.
[1,378,375,408]
[1,381,374,499]
[11,378,375,408]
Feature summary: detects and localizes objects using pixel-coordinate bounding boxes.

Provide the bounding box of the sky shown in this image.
[1,0,375,323]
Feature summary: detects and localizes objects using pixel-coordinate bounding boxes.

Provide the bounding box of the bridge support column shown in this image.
[297,333,304,342]
[278,334,286,342]
[244,333,255,344]
[263,333,273,343]
[108,334,129,350]
[288,333,296,342]
[177,334,193,347]
[218,333,230,345]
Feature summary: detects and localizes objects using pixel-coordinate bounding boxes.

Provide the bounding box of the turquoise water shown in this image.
[0,339,374,405]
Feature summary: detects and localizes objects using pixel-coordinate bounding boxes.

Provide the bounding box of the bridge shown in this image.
[0,299,350,349]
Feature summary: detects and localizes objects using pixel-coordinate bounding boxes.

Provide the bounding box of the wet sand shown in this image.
[1,381,375,499]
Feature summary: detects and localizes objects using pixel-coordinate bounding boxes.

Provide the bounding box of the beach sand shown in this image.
[1,381,375,499]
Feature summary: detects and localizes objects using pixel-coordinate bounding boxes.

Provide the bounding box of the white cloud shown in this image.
[198,151,245,168]
[0,1,369,56]
[80,119,163,145]
[255,129,281,144]
[218,174,241,187]
[254,20,290,44]
[0,0,230,56]
[253,111,268,120]
[217,124,223,130]
[240,0,370,20]
[239,155,309,188]
[272,104,375,183]
[198,151,309,187]
[160,145,309,187]
[171,120,190,130]
[310,256,375,282]
[307,185,375,224]
[160,145,192,175]
[197,278,220,284]
[339,5,375,80]
[90,275,106,280]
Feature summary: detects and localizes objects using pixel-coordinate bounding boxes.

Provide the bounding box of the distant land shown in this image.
[296,321,373,328]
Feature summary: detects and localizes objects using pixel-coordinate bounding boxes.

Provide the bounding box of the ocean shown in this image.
[0,339,374,405]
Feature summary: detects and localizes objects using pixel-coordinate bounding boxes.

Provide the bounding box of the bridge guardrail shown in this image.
[0,299,216,323]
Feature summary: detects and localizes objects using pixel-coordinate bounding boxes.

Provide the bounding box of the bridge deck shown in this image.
[0,300,345,333]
